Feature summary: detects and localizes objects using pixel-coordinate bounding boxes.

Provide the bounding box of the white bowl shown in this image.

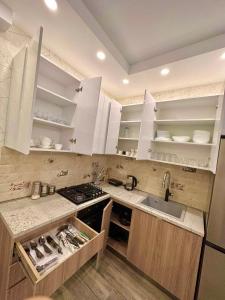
[172,136,190,143]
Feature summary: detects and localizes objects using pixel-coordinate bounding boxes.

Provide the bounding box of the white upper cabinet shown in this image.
[71,77,102,155]
[6,28,43,154]
[137,91,155,160]
[5,27,103,156]
[92,94,111,154]
[105,99,122,154]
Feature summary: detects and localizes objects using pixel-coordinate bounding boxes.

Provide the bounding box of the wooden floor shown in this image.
[53,249,172,300]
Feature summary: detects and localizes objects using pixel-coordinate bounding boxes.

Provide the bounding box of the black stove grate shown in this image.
[57,183,107,204]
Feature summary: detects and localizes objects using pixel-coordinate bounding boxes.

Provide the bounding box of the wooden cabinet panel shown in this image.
[127,209,202,300]
[7,278,33,300]
[101,200,113,251]
[8,262,26,289]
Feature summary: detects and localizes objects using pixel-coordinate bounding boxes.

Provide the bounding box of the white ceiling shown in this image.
[82,0,225,64]
[3,0,225,98]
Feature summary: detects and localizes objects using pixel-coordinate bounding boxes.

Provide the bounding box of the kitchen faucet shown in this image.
[162,171,173,202]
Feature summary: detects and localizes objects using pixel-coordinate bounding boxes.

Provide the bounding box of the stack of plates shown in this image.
[155,130,171,142]
[193,130,210,144]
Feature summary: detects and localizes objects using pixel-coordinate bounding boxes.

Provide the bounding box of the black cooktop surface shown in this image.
[57,183,107,204]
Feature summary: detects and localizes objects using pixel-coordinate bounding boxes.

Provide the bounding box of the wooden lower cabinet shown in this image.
[127,209,202,300]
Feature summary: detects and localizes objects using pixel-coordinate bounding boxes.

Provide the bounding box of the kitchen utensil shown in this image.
[48,185,56,195]
[38,236,53,254]
[31,181,41,200]
[24,246,36,266]
[36,257,58,273]
[124,127,129,138]
[46,235,63,254]
[55,144,63,150]
[125,175,138,191]
[30,240,44,259]
[172,136,190,142]
[57,224,81,247]
[40,183,48,197]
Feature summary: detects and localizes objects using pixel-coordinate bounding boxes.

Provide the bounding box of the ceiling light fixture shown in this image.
[96,51,106,61]
[44,0,58,11]
[160,68,170,76]
[220,52,225,60]
[122,78,129,85]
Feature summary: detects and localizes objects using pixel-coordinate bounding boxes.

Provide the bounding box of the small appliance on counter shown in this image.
[108,178,123,187]
[124,175,137,191]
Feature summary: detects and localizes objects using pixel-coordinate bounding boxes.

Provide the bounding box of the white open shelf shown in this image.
[151,140,215,147]
[155,95,219,109]
[122,103,143,112]
[30,147,72,153]
[120,120,141,126]
[37,85,77,107]
[33,117,74,129]
[154,119,215,125]
[149,158,210,171]
[118,137,139,141]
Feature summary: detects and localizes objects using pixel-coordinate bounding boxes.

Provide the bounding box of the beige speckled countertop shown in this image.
[0,183,204,239]
[0,194,78,238]
[100,183,205,237]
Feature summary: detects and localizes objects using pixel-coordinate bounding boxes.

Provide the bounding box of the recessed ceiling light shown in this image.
[221,52,225,60]
[122,78,129,85]
[160,68,170,76]
[44,0,58,11]
[96,51,106,61]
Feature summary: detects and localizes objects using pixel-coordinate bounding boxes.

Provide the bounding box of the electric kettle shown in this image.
[124,175,138,191]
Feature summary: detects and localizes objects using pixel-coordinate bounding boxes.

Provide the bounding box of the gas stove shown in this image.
[57,183,107,205]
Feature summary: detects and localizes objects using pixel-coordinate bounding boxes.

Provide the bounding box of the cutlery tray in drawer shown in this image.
[15,217,104,296]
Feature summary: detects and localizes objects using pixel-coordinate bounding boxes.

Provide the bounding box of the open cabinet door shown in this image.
[101,200,113,251]
[105,99,122,154]
[210,94,225,173]
[92,94,111,154]
[136,90,156,160]
[72,77,101,155]
[5,27,43,154]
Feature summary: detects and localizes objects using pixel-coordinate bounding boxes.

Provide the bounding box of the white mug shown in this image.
[55,144,63,150]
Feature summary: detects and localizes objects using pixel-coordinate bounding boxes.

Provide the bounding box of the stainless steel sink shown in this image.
[140,195,186,220]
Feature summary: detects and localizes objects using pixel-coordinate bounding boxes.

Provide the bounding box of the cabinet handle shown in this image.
[75,87,83,93]
[69,138,77,144]
[148,148,152,153]
[154,107,158,112]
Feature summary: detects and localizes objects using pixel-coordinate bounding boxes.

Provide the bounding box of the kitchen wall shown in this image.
[0,25,223,211]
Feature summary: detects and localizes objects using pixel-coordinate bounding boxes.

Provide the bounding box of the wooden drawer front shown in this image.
[8,262,26,288]
[7,278,33,300]
[16,217,104,296]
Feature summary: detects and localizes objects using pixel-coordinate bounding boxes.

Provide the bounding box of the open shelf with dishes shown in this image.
[137,93,224,173]
[116,103,143,158]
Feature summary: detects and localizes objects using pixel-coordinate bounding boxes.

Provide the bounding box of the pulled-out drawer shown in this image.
[15,217,104,296]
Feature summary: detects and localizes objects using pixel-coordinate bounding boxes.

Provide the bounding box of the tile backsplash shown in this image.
[0,24,223,211]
